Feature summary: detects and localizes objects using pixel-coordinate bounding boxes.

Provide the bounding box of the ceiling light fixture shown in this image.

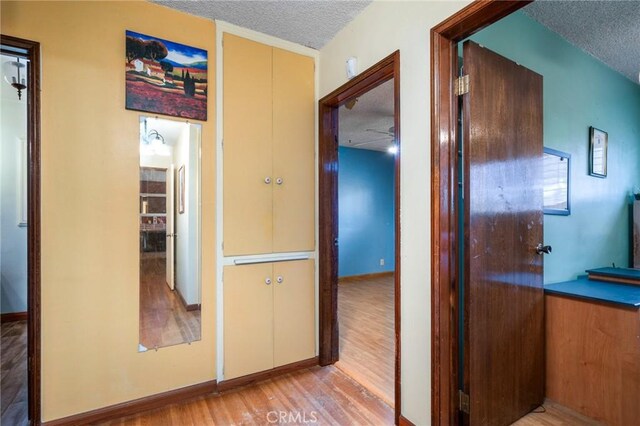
[388,145,398,155]
[3,56,27,100]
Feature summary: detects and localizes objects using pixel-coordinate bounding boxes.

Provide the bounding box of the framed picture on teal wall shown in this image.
[589,126,608,178]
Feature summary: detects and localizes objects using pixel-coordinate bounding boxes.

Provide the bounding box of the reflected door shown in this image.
[166,165,175,289]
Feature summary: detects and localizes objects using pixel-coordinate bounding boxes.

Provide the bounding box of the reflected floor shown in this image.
[139,255,200,350]
[1,320,28,426]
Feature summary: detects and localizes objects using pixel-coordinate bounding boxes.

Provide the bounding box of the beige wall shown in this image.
[0,1,216,421]
[319,1,470,424]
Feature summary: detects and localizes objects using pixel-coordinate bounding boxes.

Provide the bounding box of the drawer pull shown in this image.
[276,276,283,284]
[265,277,272,285]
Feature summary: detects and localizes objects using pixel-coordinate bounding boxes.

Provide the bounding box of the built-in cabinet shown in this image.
[223,259,315,380]
[223,33,315,256]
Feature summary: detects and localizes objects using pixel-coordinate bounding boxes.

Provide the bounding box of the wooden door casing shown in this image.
[272,48,315,253]
[223,34,274,256]
[223,263,274,380]
[463,41,544,426]
[273,259,315,367]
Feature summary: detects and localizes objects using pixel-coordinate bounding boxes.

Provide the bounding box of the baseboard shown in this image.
[0,311,27,323]
[218,356,319,392]
[43,379,217,426]
[339,271,394,282]
[175,286,201,312]
[398,414,416,426]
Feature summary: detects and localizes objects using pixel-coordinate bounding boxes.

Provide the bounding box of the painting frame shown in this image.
[543,147,571,216]
[125,30,207,121]
[589,126,608,178]
[178,165,185,214]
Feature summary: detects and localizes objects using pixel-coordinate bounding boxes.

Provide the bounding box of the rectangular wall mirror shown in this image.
[139,116,201,351]
[543,147,571,216]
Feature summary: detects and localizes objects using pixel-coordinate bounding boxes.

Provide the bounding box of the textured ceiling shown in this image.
[153,0,372,49]
[339,78,394,152]
[523,1,640,84]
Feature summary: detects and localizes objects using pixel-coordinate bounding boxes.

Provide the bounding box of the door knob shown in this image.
[265,277,272,285]
[276,276,283,284]
[536,243,552,255]
[264,177,272,184]
[276,177,283,185]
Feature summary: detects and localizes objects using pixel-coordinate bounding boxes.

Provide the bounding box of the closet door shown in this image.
[223,34,274,256]
[272,48,315,253]
[273,259,315,367]
[223,263,274,379]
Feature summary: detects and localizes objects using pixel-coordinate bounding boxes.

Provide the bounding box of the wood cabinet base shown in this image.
[546,294,640,426]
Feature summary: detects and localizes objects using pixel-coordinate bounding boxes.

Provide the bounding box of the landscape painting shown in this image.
[125,31,207,121]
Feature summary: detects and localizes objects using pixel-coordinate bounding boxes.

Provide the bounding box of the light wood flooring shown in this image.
[101,365,394,425]
[139,256,201,350]
[336,273,395,407]
[1,320,28,426]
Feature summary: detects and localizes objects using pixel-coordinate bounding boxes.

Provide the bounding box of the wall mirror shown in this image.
[543,147,571,216]
[139,116,201,351]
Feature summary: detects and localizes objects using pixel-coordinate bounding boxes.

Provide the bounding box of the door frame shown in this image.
[318,50,401,422]
[1,34,42,425]
[429,1,532,425]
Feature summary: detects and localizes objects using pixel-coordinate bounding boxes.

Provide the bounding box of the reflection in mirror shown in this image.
[139,116,201,351]
[543,147,571,216]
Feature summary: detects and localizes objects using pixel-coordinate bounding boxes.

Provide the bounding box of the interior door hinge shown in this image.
[455,75,470,96]
[459,390,470,414]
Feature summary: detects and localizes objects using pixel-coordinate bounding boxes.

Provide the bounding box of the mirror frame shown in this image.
[543,147,571,216]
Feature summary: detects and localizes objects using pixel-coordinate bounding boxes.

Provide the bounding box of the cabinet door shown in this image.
[272,48,315,253]
[223,263,274,379]
[223,34,274,256]
[273,259,315,367]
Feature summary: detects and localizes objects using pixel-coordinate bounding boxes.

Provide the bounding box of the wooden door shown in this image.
[273,259,315,367]
[462,41,544,426]
[223,34,274,256]
[165,166,175,289]
[223,263,274,379]
[272,48,315,253]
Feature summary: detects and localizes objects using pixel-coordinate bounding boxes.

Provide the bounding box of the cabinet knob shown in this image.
[264,177,272,184]
[265,277,272,285]
[276,177,283,185]
[276,276,283,284]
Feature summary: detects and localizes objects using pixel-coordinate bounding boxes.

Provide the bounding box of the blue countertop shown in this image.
[544,277,640,309]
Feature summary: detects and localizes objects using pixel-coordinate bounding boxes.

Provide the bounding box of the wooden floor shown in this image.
[514,400,603,425]
[101,365,394,426]
[0,320,28,426]
[335,273,395,407]
[2,319,602,426]
[139,256,201,350]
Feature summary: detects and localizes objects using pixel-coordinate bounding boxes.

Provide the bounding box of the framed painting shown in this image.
[543,147,571,216]
[589,126,607,178]
[125,31,207,121]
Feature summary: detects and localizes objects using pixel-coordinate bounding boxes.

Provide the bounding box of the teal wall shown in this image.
[338,146,395,277]
[470,11,640,284]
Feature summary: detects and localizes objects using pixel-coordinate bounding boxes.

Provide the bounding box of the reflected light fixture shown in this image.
[141,122,171,157]
[388,145,398,155]
[3,57,27,100]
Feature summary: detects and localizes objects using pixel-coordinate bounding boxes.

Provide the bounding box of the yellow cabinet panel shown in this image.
[273,259,315,367]
[223,263,274,380]
[223,34,273,256]
[272,48,316,253]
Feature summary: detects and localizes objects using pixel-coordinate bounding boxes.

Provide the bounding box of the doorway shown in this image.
[318,50,401,422]
[0,34,41,426]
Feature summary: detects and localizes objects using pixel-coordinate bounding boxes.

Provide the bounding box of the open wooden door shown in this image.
[166,165,175,290]
[462,41,544,426]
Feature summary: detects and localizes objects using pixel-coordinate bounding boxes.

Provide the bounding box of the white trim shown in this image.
[215,22,321,381]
